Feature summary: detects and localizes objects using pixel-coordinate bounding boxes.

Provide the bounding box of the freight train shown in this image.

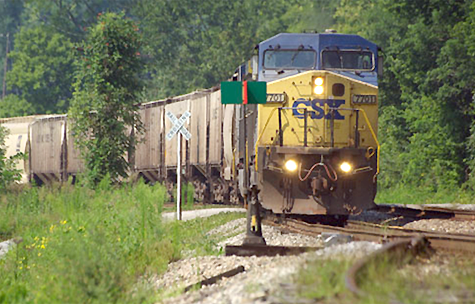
[1,31,382,216]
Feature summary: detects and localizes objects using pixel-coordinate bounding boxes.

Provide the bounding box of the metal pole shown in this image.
[355,110,360,148]
[242,103,265,245]
[330,109,335,148]
[2,33,9,100]
[304,109,308,147]
[177,133,182,220]
[278,107,283,146]
[243,103,251,236]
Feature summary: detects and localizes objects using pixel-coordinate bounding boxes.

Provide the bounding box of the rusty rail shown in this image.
[184,265,246,292]
[375,204,475,221]
[225,244,321,257]
[345,236,431,297]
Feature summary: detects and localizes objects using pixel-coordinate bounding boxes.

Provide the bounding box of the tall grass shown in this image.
[0,180,243,303]
[376,184,475,205]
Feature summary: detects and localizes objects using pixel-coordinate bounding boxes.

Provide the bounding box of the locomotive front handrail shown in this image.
[328,107,380,179]
[254,106,310,171]
[278,107,309,147]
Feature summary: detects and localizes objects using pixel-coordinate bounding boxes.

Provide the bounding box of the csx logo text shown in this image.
[292,98,345,120]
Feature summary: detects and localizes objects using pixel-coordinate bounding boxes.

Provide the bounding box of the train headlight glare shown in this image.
[314,85,324,95]
[340,162,352,173]
[285,160,298,172]
[314,77,324,86]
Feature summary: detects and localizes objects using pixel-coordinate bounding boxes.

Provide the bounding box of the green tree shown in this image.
[0,0,23,100]
[335,0,472,189]
[22,0,137,42]
[135,0,311,99]
[0,125,22,189]
[0,94,34,117]
[69,12,144,185]
[6,25,74,114]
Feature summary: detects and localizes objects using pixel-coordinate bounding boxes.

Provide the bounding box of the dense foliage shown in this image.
[0,125,22,189]
[69,12,144,185]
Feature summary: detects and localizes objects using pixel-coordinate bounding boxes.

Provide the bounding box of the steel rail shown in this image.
[345,236,430,298]
[263,217,475,253]
[375,204,475,221]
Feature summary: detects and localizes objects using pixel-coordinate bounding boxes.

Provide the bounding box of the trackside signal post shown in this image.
[166,110,192,221]
[221,80,266,245]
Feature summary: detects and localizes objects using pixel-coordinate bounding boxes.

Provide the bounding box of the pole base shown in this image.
[242,234,266,245]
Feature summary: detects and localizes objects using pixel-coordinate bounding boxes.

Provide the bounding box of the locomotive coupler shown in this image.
[310,174,329,196]
[243,186,266,245]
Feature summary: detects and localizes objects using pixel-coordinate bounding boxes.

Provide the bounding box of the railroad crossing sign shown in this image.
[166,111,192,141]
[165,110,192,221]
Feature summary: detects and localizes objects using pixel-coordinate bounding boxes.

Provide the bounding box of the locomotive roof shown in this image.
[259,33,378,52]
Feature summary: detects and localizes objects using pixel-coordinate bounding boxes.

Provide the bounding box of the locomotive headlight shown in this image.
[284,159,298,172]
[314,85,324,95]
[314,77,324,86]
[313,77,324,95]
[340,162,352,173]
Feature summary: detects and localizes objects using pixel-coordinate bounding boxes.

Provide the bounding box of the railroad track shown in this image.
[262,211,475,301]
[375,204,475,221]
[264,215,475,253]
[225,204,475,256]
[223,206,475,301]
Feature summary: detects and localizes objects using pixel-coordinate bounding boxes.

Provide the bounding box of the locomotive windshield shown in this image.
[322,50,374,70]
[264,49,316,69]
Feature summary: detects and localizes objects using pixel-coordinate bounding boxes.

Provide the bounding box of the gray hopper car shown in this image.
[2,88,240,204]
[135,87,238,204]
[28,115,84,184]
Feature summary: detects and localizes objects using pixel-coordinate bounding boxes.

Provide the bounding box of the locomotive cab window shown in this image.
[264,49,316,69]
[322,50,374,71]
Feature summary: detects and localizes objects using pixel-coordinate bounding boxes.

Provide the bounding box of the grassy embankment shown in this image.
[376,185,475,205]
[296,253,475,303]
[0,180,244,303]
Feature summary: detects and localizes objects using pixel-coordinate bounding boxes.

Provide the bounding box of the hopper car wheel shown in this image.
[229,183,243,206]
[191,177,207,203]
[211,177,227,204]
[165,181,174,201]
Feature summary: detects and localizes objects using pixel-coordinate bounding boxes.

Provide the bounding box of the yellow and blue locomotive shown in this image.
[1,31,381,222]
[234,32,382,217]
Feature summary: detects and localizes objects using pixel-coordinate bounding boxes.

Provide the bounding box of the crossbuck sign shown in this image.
[166,111,192,141]
[166,110,191,221]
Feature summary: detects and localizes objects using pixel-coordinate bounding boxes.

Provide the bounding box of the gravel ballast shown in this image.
[154,218,381,304]
[155,205,475,303]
